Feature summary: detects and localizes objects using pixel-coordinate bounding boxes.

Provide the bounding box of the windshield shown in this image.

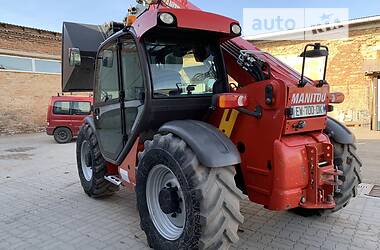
[145,40,221,98]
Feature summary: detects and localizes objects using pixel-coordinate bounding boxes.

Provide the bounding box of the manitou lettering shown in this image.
[291,93,327,104]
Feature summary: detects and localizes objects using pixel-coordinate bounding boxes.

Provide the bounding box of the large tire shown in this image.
[330,140,362,212]
[293,139,362,216]
[136,133,244,250]
[54,127,72,144]
[76,124,119,197]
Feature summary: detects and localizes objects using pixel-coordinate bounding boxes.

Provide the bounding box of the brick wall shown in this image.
[0,71,61,134]
[0,23,62,135]
[0,23,61,56]
[252,25,380,126]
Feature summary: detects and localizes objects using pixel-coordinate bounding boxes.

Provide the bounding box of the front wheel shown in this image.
[76,124,119,197]
[136,133,244,250]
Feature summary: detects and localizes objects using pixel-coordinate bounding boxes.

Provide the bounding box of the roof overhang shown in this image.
[132,7,240,39]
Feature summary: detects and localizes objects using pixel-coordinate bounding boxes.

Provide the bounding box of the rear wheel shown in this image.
[76,124,119,197]
[136,133,244,250]
[54,127,72,144]
[293,140,362,216]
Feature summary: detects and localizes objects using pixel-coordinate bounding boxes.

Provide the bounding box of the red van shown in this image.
[46,95,93,143]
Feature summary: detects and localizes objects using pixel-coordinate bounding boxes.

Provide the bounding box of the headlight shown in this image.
[231,24,242,35]
[159,13,175,25]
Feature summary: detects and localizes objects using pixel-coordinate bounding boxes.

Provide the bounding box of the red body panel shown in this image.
[46,96,93,137]
[119,138,139,189]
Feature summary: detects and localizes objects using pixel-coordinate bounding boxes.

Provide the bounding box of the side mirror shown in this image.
[69,48,81,67]
[102,50,114,68]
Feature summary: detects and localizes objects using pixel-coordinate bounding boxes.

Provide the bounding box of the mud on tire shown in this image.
[136,133,244,250]
[76,124,119,197]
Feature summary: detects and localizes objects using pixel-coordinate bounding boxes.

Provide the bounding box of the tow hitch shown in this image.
[301,143,343,208]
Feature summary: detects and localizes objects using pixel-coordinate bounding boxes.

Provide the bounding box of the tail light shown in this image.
[215,93,248,109]
[328,92,345,104]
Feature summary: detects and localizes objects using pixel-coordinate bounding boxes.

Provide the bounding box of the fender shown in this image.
[84,116,96,131]
[325,117,355,145]
[159,120,241,168]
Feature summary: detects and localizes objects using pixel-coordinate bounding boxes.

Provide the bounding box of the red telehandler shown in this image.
[61,0,362,249]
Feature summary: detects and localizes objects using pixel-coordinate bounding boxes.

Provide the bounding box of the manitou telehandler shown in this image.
[62,0,362,249]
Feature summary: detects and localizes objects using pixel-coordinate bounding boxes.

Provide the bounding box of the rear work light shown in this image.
[215,93,248,109]
[328,92,345,104]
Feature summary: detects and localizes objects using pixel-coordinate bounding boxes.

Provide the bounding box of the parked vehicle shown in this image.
[46,95,93,143]
[62,1,362,249]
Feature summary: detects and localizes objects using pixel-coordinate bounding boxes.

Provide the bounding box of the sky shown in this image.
[0,0,379,32]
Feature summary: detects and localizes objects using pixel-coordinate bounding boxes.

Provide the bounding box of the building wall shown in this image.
[252,25,380,126]
[0,72,60,134]
[0,23,62,135]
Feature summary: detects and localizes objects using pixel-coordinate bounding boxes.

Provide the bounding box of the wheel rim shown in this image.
[80,140,93,181]
[146,164,186,241]
[58,131,68,141]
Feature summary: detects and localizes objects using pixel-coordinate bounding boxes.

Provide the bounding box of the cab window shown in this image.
[95,44,119,103]
[145,39,220,98]
[121,39,144,101]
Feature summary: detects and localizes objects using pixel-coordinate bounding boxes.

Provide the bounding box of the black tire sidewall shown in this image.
[76,126,97,194]
[136,148,200,250]
[54,127,72,144]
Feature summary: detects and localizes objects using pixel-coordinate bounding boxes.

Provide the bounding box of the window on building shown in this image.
[71,101,91,115]
[35,59,61,73]
[53,101,71,115]
[0,54,61,74]
[0,55,33,71]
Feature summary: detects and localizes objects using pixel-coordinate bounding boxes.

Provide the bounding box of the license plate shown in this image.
[290,104,326,118]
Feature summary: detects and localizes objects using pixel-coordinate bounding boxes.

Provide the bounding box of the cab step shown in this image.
[104,175,122,186]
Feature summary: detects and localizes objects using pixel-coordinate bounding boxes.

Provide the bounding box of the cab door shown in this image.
[93,41,124,161]
[119,36,145,141]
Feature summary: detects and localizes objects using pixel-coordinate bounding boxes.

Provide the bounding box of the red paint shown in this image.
[132,7,239,39]
[216,14,336,210]
[118,138,140,189]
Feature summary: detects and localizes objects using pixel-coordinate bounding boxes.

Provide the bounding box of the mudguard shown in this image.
[159,120,241,168]
[325,117,355,145]
[84,116,96,131]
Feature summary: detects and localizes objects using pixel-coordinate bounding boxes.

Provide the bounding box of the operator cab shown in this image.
[62,7,241,163]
